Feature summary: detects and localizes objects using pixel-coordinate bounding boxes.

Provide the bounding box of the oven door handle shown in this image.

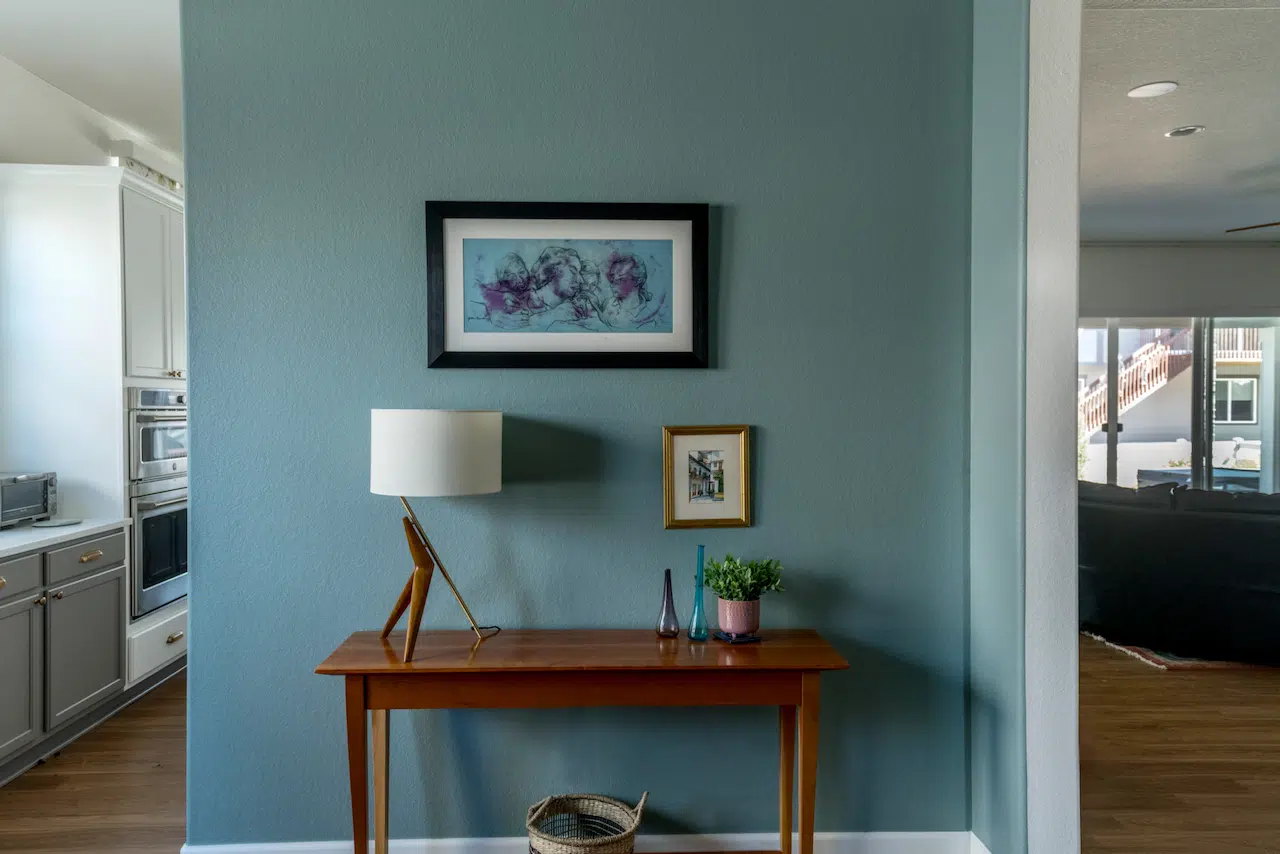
[135,414,187,423]
[136,497,187,510]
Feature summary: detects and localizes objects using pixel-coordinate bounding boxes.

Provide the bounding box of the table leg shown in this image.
[345,676,369,854]
[779,705,796,854]
[373,709,389,854]
[797,673,821,854]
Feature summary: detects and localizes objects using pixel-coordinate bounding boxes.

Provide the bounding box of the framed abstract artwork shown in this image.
[426,201,709,368]
[662,425,751,529]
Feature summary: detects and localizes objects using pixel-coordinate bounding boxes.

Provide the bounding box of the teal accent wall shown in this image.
[968,0,1030,852]
[182,0,974,844]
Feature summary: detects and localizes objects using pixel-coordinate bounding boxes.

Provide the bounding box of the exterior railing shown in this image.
[1079,376,1109,438]
[1214,327,1262,361]
[1078,329,1194,437]
[1079,328,1263,438]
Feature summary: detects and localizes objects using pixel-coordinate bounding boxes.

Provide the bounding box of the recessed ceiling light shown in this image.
[1165,125,1205,138]
[1127,81,1178,98]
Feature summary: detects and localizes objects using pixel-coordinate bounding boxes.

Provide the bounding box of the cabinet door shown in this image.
[123,187,171,378]
[167,208,187,377]
[0,594,43,760]
[45,566,125,730]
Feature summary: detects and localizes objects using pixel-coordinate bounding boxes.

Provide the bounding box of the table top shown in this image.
[316,629,849,675]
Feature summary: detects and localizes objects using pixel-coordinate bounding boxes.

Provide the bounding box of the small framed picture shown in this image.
[663,425,751,529]
[426,201,709,368]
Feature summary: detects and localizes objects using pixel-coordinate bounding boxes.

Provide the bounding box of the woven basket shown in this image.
[526,792,648,854]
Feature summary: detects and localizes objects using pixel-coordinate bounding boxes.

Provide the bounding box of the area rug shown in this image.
[1082,631,1278,671]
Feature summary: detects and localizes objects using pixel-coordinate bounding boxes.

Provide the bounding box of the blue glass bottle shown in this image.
[688,544,709,641]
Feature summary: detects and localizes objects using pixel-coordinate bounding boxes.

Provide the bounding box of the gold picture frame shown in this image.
[662,425,751,529]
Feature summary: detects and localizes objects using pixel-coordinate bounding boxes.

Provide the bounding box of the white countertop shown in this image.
[0,518,131,561]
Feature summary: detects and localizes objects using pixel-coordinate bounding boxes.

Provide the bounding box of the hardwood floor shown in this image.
[0,671,186,854]
[1080,636,1280,853]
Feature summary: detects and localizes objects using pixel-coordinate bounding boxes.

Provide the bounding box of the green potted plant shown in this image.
[703,553,784,635]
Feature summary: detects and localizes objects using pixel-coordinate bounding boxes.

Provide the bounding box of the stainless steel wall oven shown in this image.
[130,476,187,618]
[129,388,188,481]
[128,389,188,618]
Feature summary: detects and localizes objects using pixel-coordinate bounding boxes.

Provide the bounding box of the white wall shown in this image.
[0,168,128,518]
[1080,245,1280,318]
[1025,0,1082,851]
[0,53,181,172]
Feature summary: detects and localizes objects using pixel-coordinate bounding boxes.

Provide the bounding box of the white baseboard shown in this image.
[182,831,981,854]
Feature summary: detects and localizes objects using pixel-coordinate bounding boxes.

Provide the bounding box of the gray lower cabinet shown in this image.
[44,566,126,730]
[0,593,44,757]
[0,530,129,770]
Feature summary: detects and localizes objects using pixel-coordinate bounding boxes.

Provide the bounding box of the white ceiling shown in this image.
[1081,3,1280,240]
[0,0,182,155]
[0,1,1275,242]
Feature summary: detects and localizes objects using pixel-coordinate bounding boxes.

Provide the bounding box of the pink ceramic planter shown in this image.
[718,598,761,635]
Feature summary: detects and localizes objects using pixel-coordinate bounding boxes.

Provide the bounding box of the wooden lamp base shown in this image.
[379,517,436,663]
[379,498,492,663]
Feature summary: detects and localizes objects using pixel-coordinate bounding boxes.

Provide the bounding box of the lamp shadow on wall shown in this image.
[464,415,610,630]
[502,416,606,484]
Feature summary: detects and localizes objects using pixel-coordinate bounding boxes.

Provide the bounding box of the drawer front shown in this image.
[46,532,127,586]
[128,607,187,684]
[0,553,42,604]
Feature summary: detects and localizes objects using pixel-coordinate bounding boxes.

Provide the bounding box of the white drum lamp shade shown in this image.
[370,409,502,497]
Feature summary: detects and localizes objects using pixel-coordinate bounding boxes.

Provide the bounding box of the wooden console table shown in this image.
[317,629,848,854]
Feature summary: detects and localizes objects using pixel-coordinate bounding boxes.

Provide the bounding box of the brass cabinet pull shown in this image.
[79,549,105,564]
[53,591,64,600]
[34,595,47,606]
[166,631,185,645]
[0,576,6,590]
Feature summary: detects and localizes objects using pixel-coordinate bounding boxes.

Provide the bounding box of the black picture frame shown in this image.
[425,201,709,368]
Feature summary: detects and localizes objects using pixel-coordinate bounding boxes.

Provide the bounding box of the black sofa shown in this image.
[1079,482,1280,666]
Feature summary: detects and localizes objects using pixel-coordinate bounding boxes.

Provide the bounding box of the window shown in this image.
[1077,318,1274,492]
[1214,377,1257,424]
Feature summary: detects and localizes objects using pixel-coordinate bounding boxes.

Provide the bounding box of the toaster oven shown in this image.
[0,472,57,528]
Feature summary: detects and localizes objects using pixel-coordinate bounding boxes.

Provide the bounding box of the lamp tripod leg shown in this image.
[399,496,486,640]
[402,565,429,663]
[380,574,414,640]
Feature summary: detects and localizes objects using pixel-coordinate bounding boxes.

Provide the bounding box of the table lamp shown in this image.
[370,409,502,661]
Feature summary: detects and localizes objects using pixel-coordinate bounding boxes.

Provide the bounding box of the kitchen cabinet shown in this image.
[44,566,126,730]
[0,524,132,768]
[167,207,187,376]
[0,594,43,758]
[123,187,187,380]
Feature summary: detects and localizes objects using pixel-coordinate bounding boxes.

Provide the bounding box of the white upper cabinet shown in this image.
[167,209,187,376]
[122,187,187,380]
[122,189,168,378]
